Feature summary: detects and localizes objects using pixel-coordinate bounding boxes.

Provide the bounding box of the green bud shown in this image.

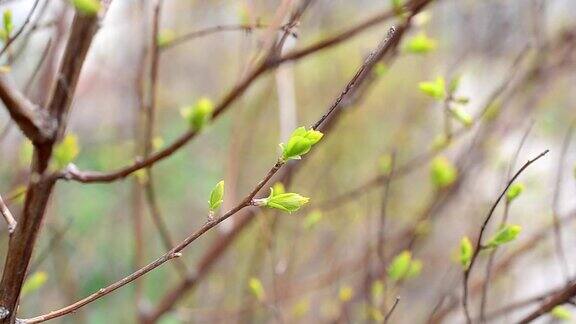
[248,277,265,302]
[70,0,101,16]
[506,182,524,202]
[157,29,176,48]
[374,63,388,77]
[1,10,13,42]
[379,154,393,175]
[52,134,80,169]
[180,97,214,131]
[430,156,457,189]
[338,286,354,302]
[486,225,521,248]
[388,251,422,282]
[280,126,323,162]
[418,77,446,100]
[459,236,473,270]
[550,306,572,320]
[22,271,48,297]
[449,76,460,93]
[450,107,473,128]
[208,180,224,212]
[404,33,437,54]
[255,187,309,213]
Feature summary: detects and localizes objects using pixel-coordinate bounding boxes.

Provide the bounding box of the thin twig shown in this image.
[384,297,400,323]
[0,194,16,234]
[462,149,550,323]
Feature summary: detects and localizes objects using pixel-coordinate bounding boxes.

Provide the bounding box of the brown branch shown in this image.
[461,150,550,323]
[0,73,54,143]
[0,9,103,323]
[517,281,576,323]
[21,28,404,324]
[59,0,434,184]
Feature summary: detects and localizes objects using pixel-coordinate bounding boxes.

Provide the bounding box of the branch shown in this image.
[0,73,55,143]
[59,0,434,184]
[0,194,16,234]
[517,281,576,323]
[21,28,403,324]
[461,149,550,323]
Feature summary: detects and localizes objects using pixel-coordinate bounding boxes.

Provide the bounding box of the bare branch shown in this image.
[0,73,54,143]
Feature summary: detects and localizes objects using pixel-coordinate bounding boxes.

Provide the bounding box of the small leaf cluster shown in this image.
[280,126,323,162]
[430,156,457,189]
[419,76,473,128]
[485,225,521,248]
[404,33,437,54]
[506,182,524,202]
[180,98,215,131]
[387,251,423,282]
[208,180,224,213]
[256,185,309,213]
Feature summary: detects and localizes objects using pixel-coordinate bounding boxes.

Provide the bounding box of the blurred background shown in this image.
[1,0,576,323]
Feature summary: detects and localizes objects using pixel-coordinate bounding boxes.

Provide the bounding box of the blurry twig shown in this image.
[0,0,41,58]
[462,150,549,324]
[0,194,16,234]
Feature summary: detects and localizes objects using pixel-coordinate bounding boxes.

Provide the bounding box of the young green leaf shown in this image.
[459,236,473,270]
[256,187,309,213]
[70,0,101,16]
[272,182,285,195]
[388,251,412,281]
[430,156,457,189]
[280,126,323,162]
[449,107,473,128]
[506,182,524,202]
[374,62,388,77]
[550,306,571,320]
[371,280,384,301]
[53,134,80,169]
[303,210,322,230]
[418,77,446,101]
[0,10,13,42]
[22,271,48,297]
[486,225,522,248]
[209,180,224,213]
[248,277,265,302]
[180,97,214,131]
[404,33,437,54]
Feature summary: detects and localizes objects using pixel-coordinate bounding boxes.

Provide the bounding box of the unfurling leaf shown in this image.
[180,97,214,131]
[460,236,473,270]
[404,33,437,54]
[550,306,572,321]
[208,180,224,212]
[418,77,446,100]
[248,277,265,302]
[430,156,457,189]
[486,225,521,248]
[449,107,473,127]
[256,187,309,213]
[388,251,423,282]
[70,0,101,16]
[22,272,48,296]
[280,126,323,162]
[506,183,524,202]
[53,134,80,169]
[303,210,322,229]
